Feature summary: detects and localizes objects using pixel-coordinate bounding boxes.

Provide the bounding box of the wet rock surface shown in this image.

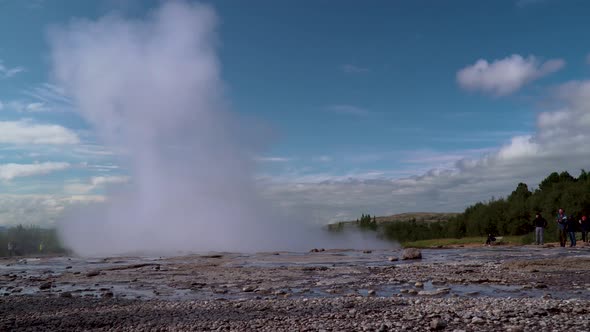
[1,246,589,331]
[401,248,422,260]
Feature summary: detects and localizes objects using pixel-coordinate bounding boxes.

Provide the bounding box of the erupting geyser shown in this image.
[51,1,393,255]
[51,2,273,255]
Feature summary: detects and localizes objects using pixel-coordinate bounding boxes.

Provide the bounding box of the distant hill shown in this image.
[335,212,459,226]
[371,212,459,224]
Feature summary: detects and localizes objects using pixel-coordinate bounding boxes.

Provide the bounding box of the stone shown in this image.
[401,248,422,260]
[471,316,485,324]
[363,250,372,254]
[242,286,256,292]
[39,282,52,290]
[60,291,72,298]
[86,271,100,277]
[388,257,398,262]
[367,289,376,296]
[414,282,424,288]
[418,288,450,296]
[430,319,447,330]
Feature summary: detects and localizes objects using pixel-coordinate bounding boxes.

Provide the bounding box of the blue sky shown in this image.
[2,0,590,225]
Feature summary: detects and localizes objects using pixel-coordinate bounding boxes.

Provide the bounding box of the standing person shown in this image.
[556,208,568,247]
[566,215,577,247]
[485,233,496,245]
[579,215,588,243]
[7,241,14,257]
[532,213,547,245]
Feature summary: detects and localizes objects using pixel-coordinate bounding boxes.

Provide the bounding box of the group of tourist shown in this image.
[533,208,589,247]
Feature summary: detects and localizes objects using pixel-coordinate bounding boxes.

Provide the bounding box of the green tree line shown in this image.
[357,213,378,231]
[0,225,67,257]
[364,169,590,243]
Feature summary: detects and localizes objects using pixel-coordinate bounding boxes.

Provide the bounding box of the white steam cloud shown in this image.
[50,2,385,255]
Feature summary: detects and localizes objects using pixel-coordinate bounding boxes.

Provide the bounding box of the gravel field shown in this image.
[1,245,590,331]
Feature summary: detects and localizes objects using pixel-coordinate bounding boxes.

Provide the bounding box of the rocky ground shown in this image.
[1,245,590,331]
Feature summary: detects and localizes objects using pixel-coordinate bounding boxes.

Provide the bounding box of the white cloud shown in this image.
[457,54,565,96]
[4,100,55,113]
[341,64,369,74]
[255,156,292,163]
[24,102,46,112]
[22,82,73,112]
[327,104,370,116]
[65,175,130,194]
[0,194,105,226]
[0,59,25,79]
[313,156,333,163]
[26,0,45,9]
[0,119,80,144]
[0,162,70,181]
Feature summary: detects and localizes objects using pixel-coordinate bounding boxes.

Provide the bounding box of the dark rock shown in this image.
[60,292,72,298]
[39,282,52,290]
[86,271,100,277]
[430,319,447,330]
[203,254,223,259]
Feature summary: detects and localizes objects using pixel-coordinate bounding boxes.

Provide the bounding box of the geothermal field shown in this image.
[3,1,590,331]
[2,246,590,331]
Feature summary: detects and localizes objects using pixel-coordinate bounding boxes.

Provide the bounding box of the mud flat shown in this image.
[1,245,590,331]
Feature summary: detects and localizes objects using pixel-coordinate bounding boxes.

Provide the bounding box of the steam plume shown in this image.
[51,1,392,255]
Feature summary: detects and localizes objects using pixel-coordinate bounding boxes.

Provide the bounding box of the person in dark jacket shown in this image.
[579,215,589,243]
[532,213,547,245]
[485,234,496,245]
[566,215,577,247]
[556,208,568,247]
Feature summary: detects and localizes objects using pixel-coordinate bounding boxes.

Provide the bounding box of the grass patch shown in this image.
[402,235,526,248]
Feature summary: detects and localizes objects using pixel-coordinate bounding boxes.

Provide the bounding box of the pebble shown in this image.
[471,316,485,324]
[242,286,256,292]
